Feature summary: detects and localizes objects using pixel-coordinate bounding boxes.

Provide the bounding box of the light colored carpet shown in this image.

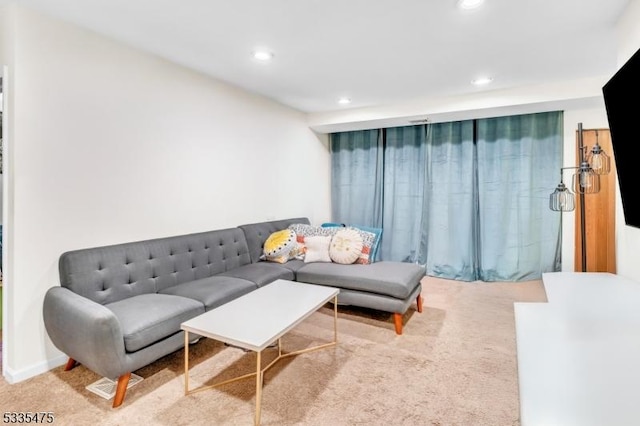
[0,276,547,425]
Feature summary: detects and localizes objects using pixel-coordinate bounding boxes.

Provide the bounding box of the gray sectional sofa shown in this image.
[43,217,425,408]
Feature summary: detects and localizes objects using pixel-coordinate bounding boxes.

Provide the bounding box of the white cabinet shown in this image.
[515,272,640,426]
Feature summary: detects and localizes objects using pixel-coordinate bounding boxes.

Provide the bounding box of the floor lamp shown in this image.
[549,123,611,272]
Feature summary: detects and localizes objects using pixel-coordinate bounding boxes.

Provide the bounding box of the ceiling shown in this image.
[9,0,631,114]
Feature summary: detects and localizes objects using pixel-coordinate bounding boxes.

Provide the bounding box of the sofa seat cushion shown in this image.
[274,259,306,274]
[105,293,205,353]
[296,261,425,299]
[159,276,258,310]
[218,263,294,287]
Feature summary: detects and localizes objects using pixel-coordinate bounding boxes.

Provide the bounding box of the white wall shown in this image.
[1,3,16,382]
[612,0,640,282]
[1,5,331,382]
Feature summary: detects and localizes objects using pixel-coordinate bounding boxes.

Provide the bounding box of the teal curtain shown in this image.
[330,111,563,282]
[475,112,563,281]
[419,120,477,280]
[330,130,383,228]
[381,125,427,262]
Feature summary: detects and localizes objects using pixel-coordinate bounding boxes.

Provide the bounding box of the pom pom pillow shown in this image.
[346,227,377,264]
[329,228,363,264]
[322,223,383,263]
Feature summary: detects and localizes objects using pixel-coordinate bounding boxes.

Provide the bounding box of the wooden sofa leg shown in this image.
[393,313,403,335]
[416,294,423,313]
[64,358,77,371]
[112,372,131,408]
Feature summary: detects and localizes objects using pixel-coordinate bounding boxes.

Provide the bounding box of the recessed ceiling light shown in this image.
[338,97,352,105]
[471,76,493,86]
[457,0,485,10]
[253,50,274,61]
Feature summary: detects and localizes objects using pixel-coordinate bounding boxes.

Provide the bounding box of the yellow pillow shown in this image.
[329,228,363,264]
[263,229,298,263]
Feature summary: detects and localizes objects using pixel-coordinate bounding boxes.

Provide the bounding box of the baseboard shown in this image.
[3,354,67,384]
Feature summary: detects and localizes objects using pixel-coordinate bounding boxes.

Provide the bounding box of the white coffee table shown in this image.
[181,279,339,425]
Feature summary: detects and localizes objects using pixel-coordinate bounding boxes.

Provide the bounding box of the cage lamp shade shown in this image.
[549,182,576,212]
[587,142,611,175]
[572,161,600,194]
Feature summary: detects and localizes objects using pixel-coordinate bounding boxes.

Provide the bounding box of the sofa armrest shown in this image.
[43,286,128,379]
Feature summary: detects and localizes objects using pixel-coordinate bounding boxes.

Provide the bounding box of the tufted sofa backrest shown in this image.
[238,217,310,263]
[58,227,251,305]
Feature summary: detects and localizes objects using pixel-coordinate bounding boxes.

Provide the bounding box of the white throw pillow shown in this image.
[303,235,332,263]
[329,228,363,264]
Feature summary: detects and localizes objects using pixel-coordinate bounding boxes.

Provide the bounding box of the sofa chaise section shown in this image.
[295,261,424,334]
[238,218,425,334]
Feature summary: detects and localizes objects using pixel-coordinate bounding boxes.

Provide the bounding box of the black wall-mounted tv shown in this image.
[602,46,640,229]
